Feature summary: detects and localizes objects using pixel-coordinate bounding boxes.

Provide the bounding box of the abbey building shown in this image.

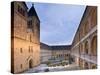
[11,1,97,73]
[11,1,40,73]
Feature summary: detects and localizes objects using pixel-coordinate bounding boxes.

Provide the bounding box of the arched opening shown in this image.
[79,59,83,69]
[85,41,89,54]
[84,62,89,69]
[91,64,97,69]
[91,36,97,55]
[29,59,33,68]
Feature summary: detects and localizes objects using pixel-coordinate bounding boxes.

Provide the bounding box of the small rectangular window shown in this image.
[27,20,32,28]
[29,46,30,53]
[20,48,23,53]
[20,64,23,69]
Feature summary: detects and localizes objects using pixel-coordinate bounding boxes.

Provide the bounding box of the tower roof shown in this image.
[28,4,40,22]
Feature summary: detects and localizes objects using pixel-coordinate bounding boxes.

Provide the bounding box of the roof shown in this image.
[51,45,71,50]
[23,2,28,9]
[40,42,71,50]
[12,1,28,10]
[72,6,97,46]
[28,5,40,22]
[40,43,51,50]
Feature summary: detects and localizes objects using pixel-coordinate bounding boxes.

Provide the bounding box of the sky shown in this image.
[26,2,86,45]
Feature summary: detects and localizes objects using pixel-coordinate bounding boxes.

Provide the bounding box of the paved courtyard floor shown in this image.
[23,63,80,73]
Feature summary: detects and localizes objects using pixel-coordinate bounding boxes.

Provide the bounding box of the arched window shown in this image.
[91,36,97,55]
[91,64,97,69]
[85,41,89,54]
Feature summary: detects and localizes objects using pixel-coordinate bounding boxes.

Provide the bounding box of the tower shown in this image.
[28,4,40,67]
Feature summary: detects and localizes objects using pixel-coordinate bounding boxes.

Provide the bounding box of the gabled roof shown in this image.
[28,5,40,22]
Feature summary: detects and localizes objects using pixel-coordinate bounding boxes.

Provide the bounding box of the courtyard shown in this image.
[24,63,80,73]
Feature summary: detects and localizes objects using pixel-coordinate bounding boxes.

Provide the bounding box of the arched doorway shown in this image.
[29,59,33,68]
[84,62,89,69]
[91,36,97,55]
[91,64,97,69]
[85,41,89,54]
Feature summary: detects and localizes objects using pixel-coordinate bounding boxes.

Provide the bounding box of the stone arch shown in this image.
[29,59,33,68]
[91,64,97,69]
[84,62,89,69]
[91,35,97,55]
[27,56,34,68]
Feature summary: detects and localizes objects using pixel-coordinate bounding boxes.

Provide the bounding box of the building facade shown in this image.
[40,43,71,64]
[71,6,97,69]
[51,45,71,62]
[40,43,52,63]
[11,1,40,73]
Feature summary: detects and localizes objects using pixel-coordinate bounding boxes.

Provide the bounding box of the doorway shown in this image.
[29,59,33,68]
[84,62,89,69]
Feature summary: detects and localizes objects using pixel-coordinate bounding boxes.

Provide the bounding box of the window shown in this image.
[29,46,33,53]
[20,64,23,69]
[20,48,23,53]
[18,5,20,12]
[18,5,25,16]
[28,20,32,28]
[29,46,30,53]
[84,62,89,69]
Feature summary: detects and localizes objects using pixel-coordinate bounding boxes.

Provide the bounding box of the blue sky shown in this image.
[26,2,86,45]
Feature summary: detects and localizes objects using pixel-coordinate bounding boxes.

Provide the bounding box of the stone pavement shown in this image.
[23,63,80,73]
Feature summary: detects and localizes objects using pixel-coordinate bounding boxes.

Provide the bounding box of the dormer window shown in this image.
[18,5,25,16]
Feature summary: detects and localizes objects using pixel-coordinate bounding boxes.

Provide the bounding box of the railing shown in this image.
[80,54,97,64]
[70,52,97,64]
